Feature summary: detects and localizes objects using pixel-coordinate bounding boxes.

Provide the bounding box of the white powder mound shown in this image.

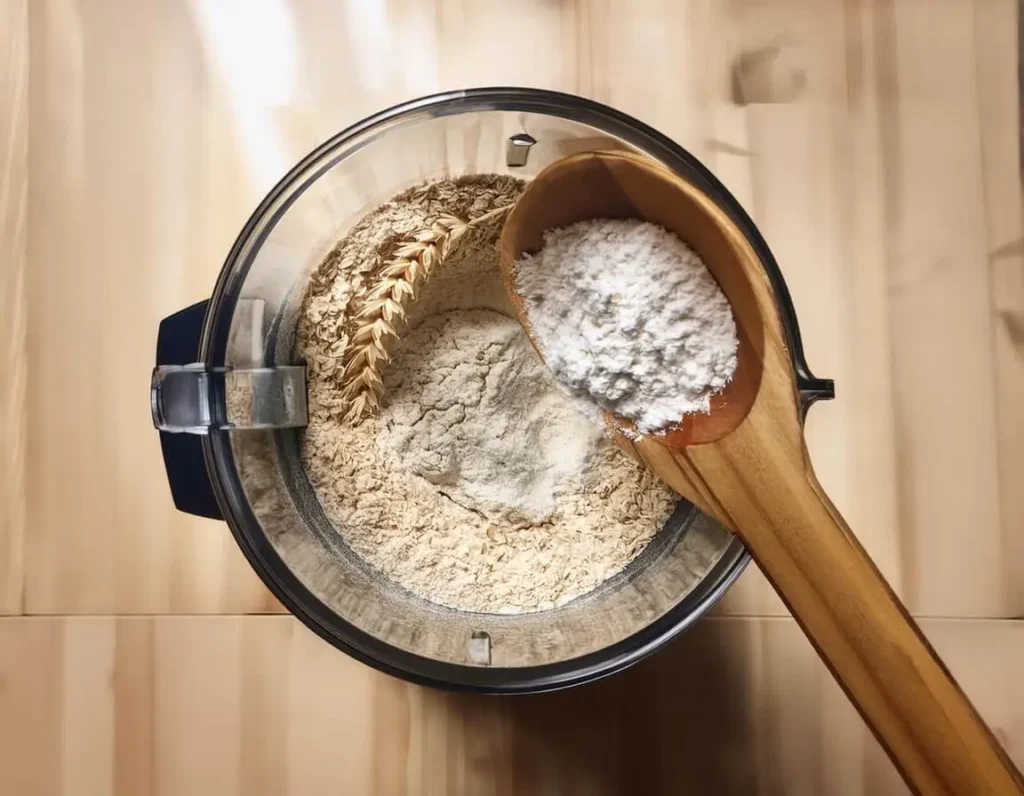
[378,310,603,524]
[515,219,739,434]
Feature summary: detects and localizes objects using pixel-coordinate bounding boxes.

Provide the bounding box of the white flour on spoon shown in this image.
[515,219,739,435]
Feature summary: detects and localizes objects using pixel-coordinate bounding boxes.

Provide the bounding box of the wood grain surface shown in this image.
[2,0,1024,792]
[22,0,281,615]
[0,0,28,616]
[0,615,1022,796]
[10,0,1019,617]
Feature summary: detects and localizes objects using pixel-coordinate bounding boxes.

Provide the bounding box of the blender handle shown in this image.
[154,301,223,520]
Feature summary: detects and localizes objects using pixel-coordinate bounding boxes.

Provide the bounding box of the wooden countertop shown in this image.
[1,0,1022,793]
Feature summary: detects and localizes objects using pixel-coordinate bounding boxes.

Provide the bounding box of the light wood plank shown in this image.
[715,0,906,615]
[20,0,1022,617]
[0,0,28,614]
[718,0,1021,617]
[1,615,1022,795]
[112,618,155,796]
[24,0,281,614]
[62,618,117,796]
[0,618,64,794]
[973,0,1024,616]
[876,0,1006,615]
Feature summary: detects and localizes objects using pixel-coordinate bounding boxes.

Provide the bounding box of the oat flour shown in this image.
[298,177,676,613]
[378,310,603,524]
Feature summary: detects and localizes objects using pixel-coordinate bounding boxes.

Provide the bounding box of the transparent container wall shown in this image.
[222,107,739,669]
[226,109,637,353]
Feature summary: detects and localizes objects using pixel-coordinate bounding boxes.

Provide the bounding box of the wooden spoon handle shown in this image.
[737,477,1020,792]
[646,445,1024,794]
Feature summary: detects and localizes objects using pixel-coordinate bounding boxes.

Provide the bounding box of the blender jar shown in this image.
[150,88,832,692]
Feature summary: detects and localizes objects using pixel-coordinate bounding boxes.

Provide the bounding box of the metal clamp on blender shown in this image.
[151,298,307,518]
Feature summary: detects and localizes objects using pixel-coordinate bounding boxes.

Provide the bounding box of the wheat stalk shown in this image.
[339,204,512,422]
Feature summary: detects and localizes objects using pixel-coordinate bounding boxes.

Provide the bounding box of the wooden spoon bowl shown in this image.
[501,150,768,447]
[500,150,1023,795]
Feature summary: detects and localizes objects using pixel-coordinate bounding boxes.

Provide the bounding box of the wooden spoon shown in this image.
[500,150,1023,795]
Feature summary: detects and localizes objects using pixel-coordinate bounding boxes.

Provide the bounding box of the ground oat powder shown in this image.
[378,311,603,524]
[298,177,676,614]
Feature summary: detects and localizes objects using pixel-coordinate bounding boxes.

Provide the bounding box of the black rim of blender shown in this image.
[195,87,824,693]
